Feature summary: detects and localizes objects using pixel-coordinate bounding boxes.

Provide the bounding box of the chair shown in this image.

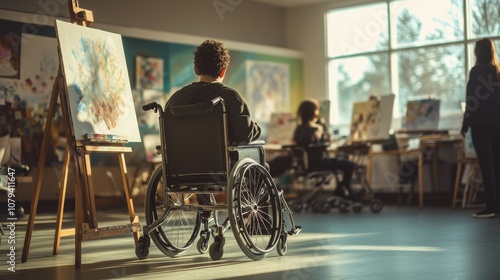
[135,97,300,261]
[452,138,483,208]
[282,142,383,214]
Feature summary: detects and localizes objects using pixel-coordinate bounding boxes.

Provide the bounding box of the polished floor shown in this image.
[1,205,500,280]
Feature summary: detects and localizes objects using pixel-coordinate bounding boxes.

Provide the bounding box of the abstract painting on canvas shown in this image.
[405,99,440,131]
[350,94,395,142]
[55,20,141,142]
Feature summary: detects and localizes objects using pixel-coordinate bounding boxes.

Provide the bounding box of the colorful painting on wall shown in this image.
[350,94,395,142]
[245,60,290,123]
[405,99,440,131]
[0,19,22,79]
[135,56,164,90]
[266,112,296,145]
[55,20,141,142]
[17,35,58,106]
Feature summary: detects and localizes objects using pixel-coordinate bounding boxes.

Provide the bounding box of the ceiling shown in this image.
[250,0,341,8]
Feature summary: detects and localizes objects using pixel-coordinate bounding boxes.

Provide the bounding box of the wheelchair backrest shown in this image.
[163,99,229,184]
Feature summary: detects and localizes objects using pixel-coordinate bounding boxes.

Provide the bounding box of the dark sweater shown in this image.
[166,81,261,144]
[461,64,500,134]
[293,121,328,164]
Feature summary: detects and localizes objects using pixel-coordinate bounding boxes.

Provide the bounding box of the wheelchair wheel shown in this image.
[370,199,384,213]
[277,238,287,256]
[337,199,350,213]
[145,166,202,257]
[197,235,209,254]
[352,202,363,213]
[228,159,283,261]
[135,236,150,260]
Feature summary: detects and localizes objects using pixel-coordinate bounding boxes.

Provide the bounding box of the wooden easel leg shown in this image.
[82,153,98,228]
[74,154,85,268]
[53,144,71,255]
[22,77,60,263]
[118,153,140,243]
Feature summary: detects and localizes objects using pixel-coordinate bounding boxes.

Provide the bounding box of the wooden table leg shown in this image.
[418,151,424,208]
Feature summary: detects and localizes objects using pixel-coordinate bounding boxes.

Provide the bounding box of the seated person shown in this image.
[166,39,261,145]
[166,39,262,214]
[268,99,356,199]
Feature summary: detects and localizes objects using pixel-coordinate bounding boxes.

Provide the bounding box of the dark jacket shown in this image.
[461,64,500,134]
[166,81,261,144]
[293,121,328,164]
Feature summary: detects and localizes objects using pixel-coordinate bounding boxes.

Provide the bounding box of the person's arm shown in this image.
[225,90,261,143]
[461,67,477,136]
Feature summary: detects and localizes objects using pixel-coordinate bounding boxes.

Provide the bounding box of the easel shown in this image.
[22,0,140,268]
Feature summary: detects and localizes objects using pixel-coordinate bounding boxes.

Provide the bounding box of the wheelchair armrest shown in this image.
[308,142,330,149]
[232,140,265,149]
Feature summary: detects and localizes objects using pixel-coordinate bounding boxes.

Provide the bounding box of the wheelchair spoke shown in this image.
[228,159,283,259]
[145,166,201,257]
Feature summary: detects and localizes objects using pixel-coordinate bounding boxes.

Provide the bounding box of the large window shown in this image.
[326,0,500,128]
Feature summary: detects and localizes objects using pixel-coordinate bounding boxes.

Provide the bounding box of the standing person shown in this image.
[461,38,500,218]
[166,39,261,145]
[166,39,261,212]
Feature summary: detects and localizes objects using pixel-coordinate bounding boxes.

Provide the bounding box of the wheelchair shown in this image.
[282,143,383,214]
[135,97,301,261]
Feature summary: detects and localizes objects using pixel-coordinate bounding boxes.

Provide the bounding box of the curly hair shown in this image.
[194,39,230,78]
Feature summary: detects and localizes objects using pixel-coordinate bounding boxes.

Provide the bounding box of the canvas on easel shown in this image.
[349,94,395,142]
[22,6,140,267]
[404,99,440,131]
[266,112,296,145]
[55,19,141,142]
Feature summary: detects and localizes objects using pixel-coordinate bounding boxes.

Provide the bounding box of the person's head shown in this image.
[297,99,320,124]
[474,38,500,75]
[193,39,230,79]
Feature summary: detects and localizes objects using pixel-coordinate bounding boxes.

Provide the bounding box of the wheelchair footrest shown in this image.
[288,225,302,235]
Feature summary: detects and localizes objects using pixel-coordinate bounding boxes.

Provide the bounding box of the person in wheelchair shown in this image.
[269,99,356,200]
[166,39,261,145]
[165,39,262,218]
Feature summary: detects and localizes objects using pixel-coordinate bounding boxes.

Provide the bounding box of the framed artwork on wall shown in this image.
[135,55,164,90]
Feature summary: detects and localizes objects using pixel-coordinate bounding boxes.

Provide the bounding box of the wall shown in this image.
[0,0,287,48]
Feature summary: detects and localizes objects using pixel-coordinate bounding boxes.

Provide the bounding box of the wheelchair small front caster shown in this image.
[338,200,350,214]
[197,235,209,254]
[353,203,363,213]
[277,234,288,256]
[135,236,150,260]
[370,199,384,213]
[209,241,224,260]
[209,234,225,260]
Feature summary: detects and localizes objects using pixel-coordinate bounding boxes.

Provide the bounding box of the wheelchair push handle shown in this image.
[142,102,163,113]
[211,96,223,106]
